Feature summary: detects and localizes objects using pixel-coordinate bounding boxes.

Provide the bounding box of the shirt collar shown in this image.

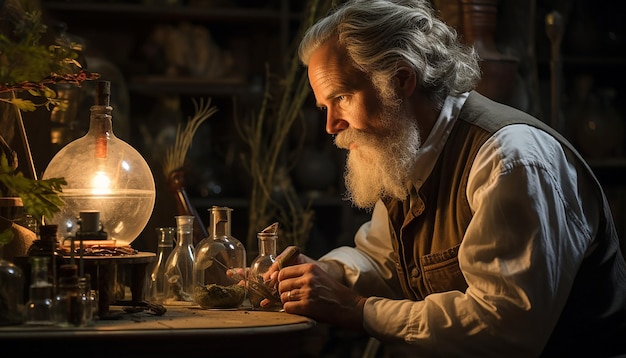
[409,92,470,192]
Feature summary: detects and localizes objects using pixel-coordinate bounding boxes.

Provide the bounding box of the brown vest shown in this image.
[383,92,626,356]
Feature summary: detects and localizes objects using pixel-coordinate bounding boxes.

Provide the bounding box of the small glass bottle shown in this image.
[193,206,246,309]
[24,256,55,325]
[78,274,94,325]
[27,224,65,295]
[147,227,175,303]
[248,223,282,311]
[163,216,195,305]
[54,264,84,327]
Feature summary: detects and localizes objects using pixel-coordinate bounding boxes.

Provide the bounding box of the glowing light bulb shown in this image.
[42,81,155,246]
[91,171,111,195]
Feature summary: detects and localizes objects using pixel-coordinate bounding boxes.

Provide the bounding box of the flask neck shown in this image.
[176,230,194,247]
[175,216,195,247]
[257,234,277,256]
[210,207,232,238]
[89,105,114,160]
[156,228,175,248]
[88,105,113,133]
[212,221,232,238]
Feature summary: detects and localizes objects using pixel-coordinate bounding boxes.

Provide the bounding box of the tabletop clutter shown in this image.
[0,205,296,328]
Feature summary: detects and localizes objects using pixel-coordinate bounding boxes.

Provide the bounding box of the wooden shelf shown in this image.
[43,2,301,23]
[128,75,253,96]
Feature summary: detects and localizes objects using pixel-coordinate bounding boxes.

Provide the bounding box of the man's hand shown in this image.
[277,262,366,331]
[261,247,366,331]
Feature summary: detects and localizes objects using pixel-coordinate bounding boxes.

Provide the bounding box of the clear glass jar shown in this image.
[193,206,246,309]
[24,256,55,325]
[163,216,195,305]
[248,227,282,311]
[27,224,65,294]
[0,245,24,326]
[147,227,175,303]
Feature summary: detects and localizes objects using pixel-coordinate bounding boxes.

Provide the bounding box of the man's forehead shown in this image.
[310,36,349,67]
[308,38,365,86]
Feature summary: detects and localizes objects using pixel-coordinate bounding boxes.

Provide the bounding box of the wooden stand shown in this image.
[73,252,156,318]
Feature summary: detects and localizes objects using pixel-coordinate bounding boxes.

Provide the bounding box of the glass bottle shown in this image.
[27,224,65,295]
[248,223,282,311]
[0,245,24,326]
[78,274,94,325]
[163,216,195,305]
[54,264,84,327]
[147,227,175,303]
[42,80,156,247]
[24,256,55,325]
[193,206,246,309]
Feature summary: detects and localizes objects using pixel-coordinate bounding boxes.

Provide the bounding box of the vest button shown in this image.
[411,267,420,277]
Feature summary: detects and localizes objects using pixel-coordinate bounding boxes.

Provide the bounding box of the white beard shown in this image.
[335,102,421,210]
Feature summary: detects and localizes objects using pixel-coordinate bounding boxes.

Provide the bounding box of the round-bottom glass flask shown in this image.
[193,206,246,309]
[42,81,155,246]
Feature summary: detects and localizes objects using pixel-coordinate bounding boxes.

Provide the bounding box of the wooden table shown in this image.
[0,307,316,357]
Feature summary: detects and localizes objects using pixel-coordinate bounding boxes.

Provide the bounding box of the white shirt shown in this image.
[320,93,601,356]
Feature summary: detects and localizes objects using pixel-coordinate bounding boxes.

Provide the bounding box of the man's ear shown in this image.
[395,64,417,98]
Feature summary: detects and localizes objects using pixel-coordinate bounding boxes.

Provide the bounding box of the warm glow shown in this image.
[91,171,111,194]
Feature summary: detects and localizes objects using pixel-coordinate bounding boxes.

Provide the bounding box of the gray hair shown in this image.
[298,0,481,107]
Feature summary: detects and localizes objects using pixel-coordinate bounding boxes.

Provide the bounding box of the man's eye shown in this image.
[336,95,345,102]
[318,106,328,112]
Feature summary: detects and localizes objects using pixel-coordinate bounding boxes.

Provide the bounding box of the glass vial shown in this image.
[54,264,85,327]
[78,274,94,325]
[248,223,282,311]
[147,227,175,303]
[163,216,195,305]
[193,206,246,309]
[24,256,55,325]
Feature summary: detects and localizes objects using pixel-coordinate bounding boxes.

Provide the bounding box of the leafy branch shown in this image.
[0,153,66,221]
[0,152,66,246]
[0,0,99,111]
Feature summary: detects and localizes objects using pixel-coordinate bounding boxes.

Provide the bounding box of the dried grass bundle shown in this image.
[162,97,218,176]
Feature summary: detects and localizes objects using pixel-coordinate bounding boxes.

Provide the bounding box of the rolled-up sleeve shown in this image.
[320,200,403,298]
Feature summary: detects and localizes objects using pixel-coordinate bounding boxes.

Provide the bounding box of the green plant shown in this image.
[235,0,334,259]
[0,0,97,246]
[0,0,97,111]
[0,152,66,246]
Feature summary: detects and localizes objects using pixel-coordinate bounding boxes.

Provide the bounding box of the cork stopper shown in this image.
[58,264,79,286]
[39,224,58,240]
[261,222,279,234]
[59,264,78,277]
[95,80,111,106]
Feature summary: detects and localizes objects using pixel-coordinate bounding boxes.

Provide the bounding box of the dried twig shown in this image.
[162,97,219,177]
[235,0,333,257]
